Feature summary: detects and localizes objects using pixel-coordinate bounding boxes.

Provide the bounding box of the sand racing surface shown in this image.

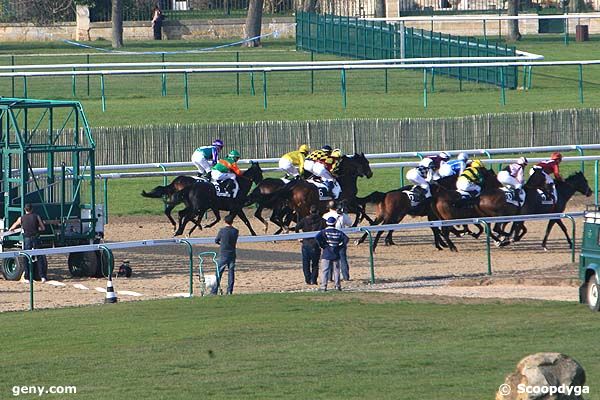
[0,197,591,312]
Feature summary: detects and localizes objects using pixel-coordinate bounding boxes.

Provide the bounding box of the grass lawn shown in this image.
[1,36,600,126]
[1,294,598,399]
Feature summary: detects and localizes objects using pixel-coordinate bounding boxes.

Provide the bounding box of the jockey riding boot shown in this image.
[325,180,334,195]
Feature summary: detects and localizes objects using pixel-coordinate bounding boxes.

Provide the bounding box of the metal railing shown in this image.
[3,211,584,311]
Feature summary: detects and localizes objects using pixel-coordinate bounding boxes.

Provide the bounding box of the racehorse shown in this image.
[432,167,515,251]
[506,171,592,249]
[245,178,294,234]
[255,153,373,224]
[174,162,264,236]
[354,175,459,251]
[141,176,197,229]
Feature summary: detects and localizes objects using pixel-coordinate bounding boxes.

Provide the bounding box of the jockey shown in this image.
[497,157,528,190]
[192,139,224,177]
[427,152,451,180]
[211,150,242,193]
[444,152,469,176]
[279,144,310,179]
[456,159,485,197]
[534,152,563,187]
[406,158,434,200]
[304,145,338,192]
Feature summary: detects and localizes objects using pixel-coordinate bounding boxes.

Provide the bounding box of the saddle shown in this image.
[404,186,426,208]
[306,177,340,200]
[213,179,238,198]
[535,188,555,205]
[454,190,480,208]
[501,187,525,206]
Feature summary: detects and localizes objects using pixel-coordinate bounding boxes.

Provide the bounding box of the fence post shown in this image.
[161,52,167,96]
[575,145,584,173]
[359,227,376,284]
[341,69,347,109]
[19,252,35,311]
[236,52,240,96]
[179,239,194,297]
[86,54,90,97]
[564,215,576,263]
[23,76,27,98]
[423,68,428,108]
[183,72,189,110]
[100,74,106,112]
[480,220,493,275]
[384,68,388,93]
[250,72,255,96]
[430,67,435,93]
[310,51,314,94]
[262,71,268,110]
[103,178,109,224]
[595,159,599,205]
[578,65,584,104]
[72,67,77,97]
[499,67,506,106]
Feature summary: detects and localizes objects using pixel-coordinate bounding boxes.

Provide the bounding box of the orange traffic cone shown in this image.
[104,279,118,304]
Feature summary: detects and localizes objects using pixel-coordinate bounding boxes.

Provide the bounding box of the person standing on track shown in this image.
[212,214,239,295]
[9,203,48,283]
[295,205,325,285]
[316,217,349,292]
[322,200,352,281]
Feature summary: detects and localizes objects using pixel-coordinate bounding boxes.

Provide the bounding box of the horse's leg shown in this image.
[431,227,448,250]
[514,222,527,242]
[236,209,257,236]
[254,205,269,233]
[203,209,221,229]
[164,202,177,230]
[355,216,383,245]
[441,226,458,252]
[542,219,571,250]
[384,230,396,246]
[174,208,193,237]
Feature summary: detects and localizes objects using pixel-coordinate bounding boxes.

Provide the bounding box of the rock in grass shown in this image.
[496,353,586,400]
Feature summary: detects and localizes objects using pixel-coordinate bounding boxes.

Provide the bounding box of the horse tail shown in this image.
[358,191,387,206]
[141,183,175,198]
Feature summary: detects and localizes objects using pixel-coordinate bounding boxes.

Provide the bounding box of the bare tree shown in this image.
[375,0,386,17]
[507,0,521,41]
[112,0,123,48]
[244,0,264,47]
[14,0,74,24]
[302,0,318,12]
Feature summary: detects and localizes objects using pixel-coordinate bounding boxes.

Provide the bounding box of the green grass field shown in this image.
[1,36,600,126]
[1,293,598,399]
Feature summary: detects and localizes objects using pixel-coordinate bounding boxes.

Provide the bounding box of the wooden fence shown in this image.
[88,108,600,165]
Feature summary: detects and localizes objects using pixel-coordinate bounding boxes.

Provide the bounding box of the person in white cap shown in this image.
[315,216,349,291]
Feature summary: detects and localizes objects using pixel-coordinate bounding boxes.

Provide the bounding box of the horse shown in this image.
[174,161,264,237]
[507,171,592,250]
[245,178,295,234]
[353,174,459,252]
[432,167,516,251]
[255,153,373,224]
[141,175,197,229]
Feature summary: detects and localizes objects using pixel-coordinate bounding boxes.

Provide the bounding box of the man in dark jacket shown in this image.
[315,217,349,291]
[212,214,239,295]
[295,205,325,285]
[9,203,47,283]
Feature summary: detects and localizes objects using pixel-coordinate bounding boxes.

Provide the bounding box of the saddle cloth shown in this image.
[306,178,341,201]
[501,187,526,206]
[212,179,238,198]
[536,188,556,205]
[403,188,423,208]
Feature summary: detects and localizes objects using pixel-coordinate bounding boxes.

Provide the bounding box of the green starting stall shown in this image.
[0,98,105,280]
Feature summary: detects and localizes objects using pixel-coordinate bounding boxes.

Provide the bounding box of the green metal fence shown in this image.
[296,11,518,89]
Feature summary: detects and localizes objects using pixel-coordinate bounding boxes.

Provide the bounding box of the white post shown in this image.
[76,5,91,41]
[399,21,405,61]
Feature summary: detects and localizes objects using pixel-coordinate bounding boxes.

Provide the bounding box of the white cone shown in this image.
[104,280,118,304]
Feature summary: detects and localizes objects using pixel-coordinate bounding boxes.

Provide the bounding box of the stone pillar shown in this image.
[76,5,91,41]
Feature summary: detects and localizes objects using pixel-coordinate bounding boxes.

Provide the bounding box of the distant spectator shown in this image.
[213,214,239,295]
[295,205,325,285]
[151,4,164,40]
[9,203,47,283]
[322,200,352,280]
[316,216,349,292]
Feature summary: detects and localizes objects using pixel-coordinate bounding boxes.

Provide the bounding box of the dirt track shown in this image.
[0,197,591,312]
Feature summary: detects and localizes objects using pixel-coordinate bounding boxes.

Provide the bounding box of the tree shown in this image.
[507,0,521,41]
[374,0,386,18]
[243,0,264,47]
[112,0,123,48]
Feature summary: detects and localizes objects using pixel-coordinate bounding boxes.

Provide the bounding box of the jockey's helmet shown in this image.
[321,145,332,152]
[228,150,241,160]
[212,139,224,148]
[471,159,484,169]
[457,152,469,161]
[331,149,342,158]
[419,158,434,168]
[517,157,528,166]
[439,152,450,160]
[298,144,310,154]
[551,152,563,161]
